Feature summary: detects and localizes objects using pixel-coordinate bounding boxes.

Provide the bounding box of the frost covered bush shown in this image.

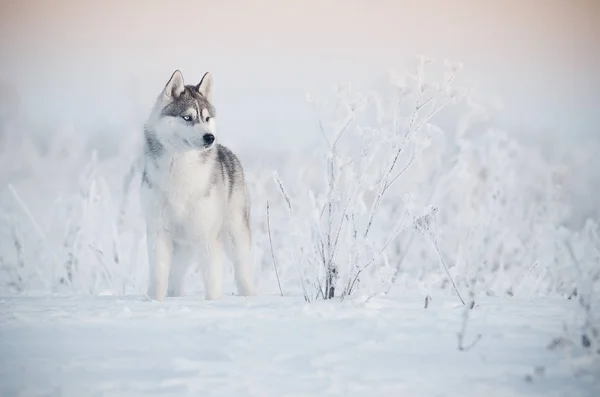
[0,57,596,309]
[0,123,147,295]
[426,129,572,298]
[270,57,471,301]
[545,220,600,377]
[267,56,588,302]
[568,220,600,356]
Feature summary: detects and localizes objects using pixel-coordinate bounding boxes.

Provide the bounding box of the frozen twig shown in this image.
[416,208,466,306]
[8,183,63,287]
[457,286,481,351]
[424,295,432,309]
[272,174,310,301]
[564,235,600,355]
[273,172,292,214]
[266,201,284,297]
[88,245,116,294]
[8,184,47,245]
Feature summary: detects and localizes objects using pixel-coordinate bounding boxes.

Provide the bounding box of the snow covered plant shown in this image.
[549,221,600,369]
[57,151,145,295]
[0,142,145,295]
[273,57,469,301]
[571,222,600,357]
[426,128,572,298]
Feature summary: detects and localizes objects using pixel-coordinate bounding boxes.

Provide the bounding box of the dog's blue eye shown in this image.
[182,115,192,122]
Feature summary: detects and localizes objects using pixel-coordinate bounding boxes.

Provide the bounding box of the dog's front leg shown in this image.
[146,226,173,301]
[203,235,223,300]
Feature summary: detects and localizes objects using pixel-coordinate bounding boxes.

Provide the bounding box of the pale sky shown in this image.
[1,0,598,150]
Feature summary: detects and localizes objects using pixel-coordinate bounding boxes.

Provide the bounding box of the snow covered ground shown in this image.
[1,293,597,397]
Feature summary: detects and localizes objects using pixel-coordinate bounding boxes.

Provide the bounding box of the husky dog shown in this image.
[141,70,255,301]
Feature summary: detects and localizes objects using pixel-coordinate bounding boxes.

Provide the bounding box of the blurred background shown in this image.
[0,0,598,295]
[1,0,598,147]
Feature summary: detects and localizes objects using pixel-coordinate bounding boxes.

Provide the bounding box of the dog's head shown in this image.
[146,70,217,152]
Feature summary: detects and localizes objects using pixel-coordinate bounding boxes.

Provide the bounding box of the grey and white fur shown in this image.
[141,70,255,301]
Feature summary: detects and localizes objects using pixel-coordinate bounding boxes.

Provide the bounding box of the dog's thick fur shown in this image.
[141,70,255,301]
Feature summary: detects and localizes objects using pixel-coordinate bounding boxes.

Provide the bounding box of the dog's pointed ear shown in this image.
[162,70,185,100]
[196,72,213,102]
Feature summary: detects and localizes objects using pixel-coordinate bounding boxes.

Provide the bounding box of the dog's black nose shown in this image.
[203,133,215,145]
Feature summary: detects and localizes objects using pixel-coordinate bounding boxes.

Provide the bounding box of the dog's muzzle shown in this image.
[185,133,215,150]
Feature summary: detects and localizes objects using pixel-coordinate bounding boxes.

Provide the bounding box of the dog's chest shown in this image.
[149,153,221,221]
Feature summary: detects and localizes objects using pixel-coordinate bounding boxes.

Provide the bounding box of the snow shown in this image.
[1,293,597,397]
